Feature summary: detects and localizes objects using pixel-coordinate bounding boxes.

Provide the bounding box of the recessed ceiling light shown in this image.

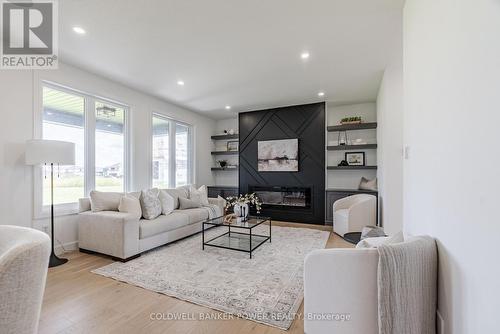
[318,91,325,97]
[72,26,86,35]
[301,52,310,60]
[225,105,231,110]
[107,124,112,127]
[177,80,185,86]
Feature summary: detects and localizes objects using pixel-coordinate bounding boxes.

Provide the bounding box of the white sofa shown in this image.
[78,191,225,261]
[304,248,379,334]
[333,194,377,237]
[304,235,437,334]
[0,225,51,334]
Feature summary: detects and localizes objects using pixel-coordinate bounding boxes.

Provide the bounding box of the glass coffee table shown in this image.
[202,215,271,259]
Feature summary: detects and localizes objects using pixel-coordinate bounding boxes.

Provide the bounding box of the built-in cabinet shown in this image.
[207,186,238,199]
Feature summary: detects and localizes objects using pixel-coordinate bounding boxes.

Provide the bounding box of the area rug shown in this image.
[92,225,329,330]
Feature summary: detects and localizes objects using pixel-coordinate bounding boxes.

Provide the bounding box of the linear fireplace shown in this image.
[249,185,311,209]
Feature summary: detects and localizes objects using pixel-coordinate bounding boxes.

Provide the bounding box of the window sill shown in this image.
[34,203,79,220]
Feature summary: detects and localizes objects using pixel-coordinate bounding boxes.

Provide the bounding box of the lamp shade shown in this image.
[25,139,76,165]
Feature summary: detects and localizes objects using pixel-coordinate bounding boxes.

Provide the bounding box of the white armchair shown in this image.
[333,194,377,237]
[0,225,51,334]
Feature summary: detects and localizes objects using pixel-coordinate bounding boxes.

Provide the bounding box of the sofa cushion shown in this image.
[173,208,209,224]
[90,191,123,212]
[118,195,142,219]
[189,185,209,206]
[139,212,190,239]
[161,186,190,209]
[159,190,175,215]
[140,188,162,220]
[179,197,202,210]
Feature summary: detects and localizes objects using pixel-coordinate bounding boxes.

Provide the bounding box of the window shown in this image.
[40,83,128,212]
[42,87,85,205]
[152,116,170,188]
[95,101,125,192]
[152,114,193,188]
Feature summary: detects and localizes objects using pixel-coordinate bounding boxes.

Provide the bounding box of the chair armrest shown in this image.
[346,198,377,231]
[304,249,379,334]
[78,211,140,259]
[332,196,356,212]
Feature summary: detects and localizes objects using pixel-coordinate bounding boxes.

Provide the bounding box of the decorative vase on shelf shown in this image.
[233,203,249,221]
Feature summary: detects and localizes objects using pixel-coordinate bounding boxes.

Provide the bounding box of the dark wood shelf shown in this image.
[327,122,377,132]
[211,134,239,140]
[211,167,239,171]
[326,188,378,193]
[211,151,238,155]
[327,165,377,170]
[327,144,377,151]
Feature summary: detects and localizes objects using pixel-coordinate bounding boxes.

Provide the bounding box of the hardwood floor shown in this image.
[39,222,352,334]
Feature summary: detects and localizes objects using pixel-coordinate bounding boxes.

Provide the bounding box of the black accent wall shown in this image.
[239,102,326,224]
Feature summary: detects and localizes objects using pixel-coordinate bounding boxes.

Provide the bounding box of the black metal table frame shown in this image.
[202,216,272,259]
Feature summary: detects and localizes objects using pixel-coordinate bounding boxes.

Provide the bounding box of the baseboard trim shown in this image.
[55,241,78,255]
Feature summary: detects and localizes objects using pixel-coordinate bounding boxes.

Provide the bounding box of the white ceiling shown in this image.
[59,0,403,119]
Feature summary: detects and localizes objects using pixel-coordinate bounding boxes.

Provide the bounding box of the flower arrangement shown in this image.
[225,193,262,214]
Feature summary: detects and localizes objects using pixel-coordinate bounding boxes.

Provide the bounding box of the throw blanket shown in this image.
[203,204,222,220]
[377,236,437,334]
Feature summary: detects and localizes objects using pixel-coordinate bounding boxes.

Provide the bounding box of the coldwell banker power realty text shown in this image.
[1,0,58,69]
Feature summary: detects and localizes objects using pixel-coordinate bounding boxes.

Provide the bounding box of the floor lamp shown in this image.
[26,139,75,268]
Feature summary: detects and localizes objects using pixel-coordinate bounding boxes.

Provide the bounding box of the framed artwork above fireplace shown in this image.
[257,138,299,172]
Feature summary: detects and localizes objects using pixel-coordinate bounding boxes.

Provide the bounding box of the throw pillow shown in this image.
[160,186,190,209]
[118,195,142,219]
[361,225,386,240]
[189,185,209,206]
[359,177,378,191]
[140,188,162,220]
[159,190,175,215]
[356,231,404,248]
[179,197,202,210]
[89,190,123,212]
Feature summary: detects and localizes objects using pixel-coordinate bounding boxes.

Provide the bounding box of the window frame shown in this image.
[150,112,194,189]
[34,81,130,218]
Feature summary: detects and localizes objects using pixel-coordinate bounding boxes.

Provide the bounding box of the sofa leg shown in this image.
[114,254,141,262]
[79,248,96,255]
[79,248,140,262]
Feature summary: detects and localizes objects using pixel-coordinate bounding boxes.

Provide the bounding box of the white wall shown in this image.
[0,62,216,250]
[404,0,500,332]
[326,103,377,189]
[376,65,403,234]
[213,117,239,186]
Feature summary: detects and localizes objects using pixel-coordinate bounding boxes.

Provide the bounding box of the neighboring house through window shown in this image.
[38,82,129,214]
[152,113,193,188]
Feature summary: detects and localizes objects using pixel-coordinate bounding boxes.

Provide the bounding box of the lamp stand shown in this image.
[48,163,68,268]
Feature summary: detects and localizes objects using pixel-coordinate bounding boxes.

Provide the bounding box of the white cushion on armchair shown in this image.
[333,194,377,237]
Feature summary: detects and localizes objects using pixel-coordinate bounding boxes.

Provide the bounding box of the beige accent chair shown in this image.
[333,194,377,237]
[0,225,51,334]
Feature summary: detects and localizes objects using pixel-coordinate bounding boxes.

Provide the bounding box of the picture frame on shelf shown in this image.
[345,152,365,166]
[227,141,239,152]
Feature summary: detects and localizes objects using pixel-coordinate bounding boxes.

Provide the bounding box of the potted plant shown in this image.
[225,193,262,221]
[340,116,362,125]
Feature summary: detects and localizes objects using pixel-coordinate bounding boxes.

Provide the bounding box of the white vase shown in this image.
[234,203,249,220]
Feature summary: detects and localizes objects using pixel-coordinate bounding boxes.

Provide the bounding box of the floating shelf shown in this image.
[327,166,377,170]
[327,122,377,132]
[211,151,238,155]
[211,134,239,140]
[326,188,378,193]
[211,167,239,171]
[327,144,377,151]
